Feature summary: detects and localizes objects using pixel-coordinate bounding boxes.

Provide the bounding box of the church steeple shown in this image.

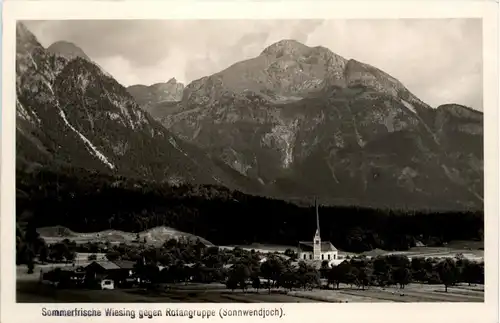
[315,197,320,237]
[313,197,321,260]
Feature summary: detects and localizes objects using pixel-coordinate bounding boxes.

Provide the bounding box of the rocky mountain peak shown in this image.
[16,25,484,211]
[437,104,483,120]
[16,22,43,54]
[260,39,312,58]
[16,24,252,190]
[127,78,185,110]
[167,77,178,84]
[47,40,90,61]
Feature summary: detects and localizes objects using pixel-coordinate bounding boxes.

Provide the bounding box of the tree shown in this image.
[106,251,121,262]
[327,265,342,290]
[143,264,160,287]
[49,245,65,262]
[320,260,330,279]
[304,271,321,290]
[410,257,427,283]
[27,252,35,274]
[88,254,97,261]
[226,276,238,292]
[437,258,459,292]
[462,261,483,286]
[232,264,251,292]
[339,262,357,288]
[356,266,372,290]
[278,270,297,291]
[294,262,321,290]
[373,256,392,287]
[38,244,49,264]
[392,267,412,289]
[251,275,261,292]
[260,258,285,294]
[65,251,76,262]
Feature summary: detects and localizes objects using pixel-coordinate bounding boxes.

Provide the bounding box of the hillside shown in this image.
[17,167,483,253]
[127,40,483,210]
[15,22,261,192]
[37,225,214,247]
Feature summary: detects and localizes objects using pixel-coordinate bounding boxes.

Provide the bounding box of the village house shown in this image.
[85,260,136,285]
[298,199,339,262]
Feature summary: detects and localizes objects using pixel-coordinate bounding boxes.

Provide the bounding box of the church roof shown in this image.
[298,241,337,252]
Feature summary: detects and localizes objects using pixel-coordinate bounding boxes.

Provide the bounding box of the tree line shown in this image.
[17,168,484,253]
[34,237,484,294]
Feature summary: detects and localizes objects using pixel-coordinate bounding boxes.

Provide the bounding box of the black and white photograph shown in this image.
[2,1,498,320]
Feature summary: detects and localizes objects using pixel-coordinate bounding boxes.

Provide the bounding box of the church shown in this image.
[298,199,338,262]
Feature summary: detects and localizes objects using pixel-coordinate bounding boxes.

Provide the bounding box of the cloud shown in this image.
[23,19,482,110]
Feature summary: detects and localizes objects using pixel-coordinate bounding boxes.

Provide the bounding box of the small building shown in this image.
[85,260,135,284]
[298,198,338,262]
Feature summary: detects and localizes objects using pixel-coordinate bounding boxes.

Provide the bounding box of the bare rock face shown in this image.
[17,23,483,210]
[127,78,185,115]
[16,22,257,192]
[155,39,483,210]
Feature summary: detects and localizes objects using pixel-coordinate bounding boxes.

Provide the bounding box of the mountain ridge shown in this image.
[137,39,483,210]
[17,23,483,210]
[15,22,261,194]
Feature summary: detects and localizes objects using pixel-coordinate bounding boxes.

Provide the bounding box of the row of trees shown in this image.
[24,230,484,295]
[222,254,484,293]
[127,248,484,294]
[17,168,484,253]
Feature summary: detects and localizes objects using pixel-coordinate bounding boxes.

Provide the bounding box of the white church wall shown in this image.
[299,252,314,260]
[319,251,339,261]
[299,250,339,261]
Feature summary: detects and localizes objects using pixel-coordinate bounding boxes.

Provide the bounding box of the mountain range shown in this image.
[16,22,483,210]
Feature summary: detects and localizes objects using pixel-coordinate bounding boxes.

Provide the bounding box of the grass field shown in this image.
[288,283,483,303]
[17,279,483,303]
[16,281,321,303]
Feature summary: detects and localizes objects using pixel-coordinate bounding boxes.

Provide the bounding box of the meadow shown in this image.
[17,279,483,303]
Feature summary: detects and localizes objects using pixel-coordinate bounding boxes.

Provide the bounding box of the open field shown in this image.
[289,283,483,303]
[16,281,321,303]
[38,226,214,247]
[16,280,483,303]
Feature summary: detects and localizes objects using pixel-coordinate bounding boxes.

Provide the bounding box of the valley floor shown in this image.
[16,281,484,303]
[16,281,320,303]
[16,277,483,303]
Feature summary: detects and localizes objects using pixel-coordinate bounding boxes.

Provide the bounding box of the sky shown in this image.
[23,19,483,110]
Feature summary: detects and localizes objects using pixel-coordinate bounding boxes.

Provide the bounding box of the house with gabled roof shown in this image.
[85,260,136,283]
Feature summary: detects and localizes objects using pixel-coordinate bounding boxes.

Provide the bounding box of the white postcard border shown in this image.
[1,1,498,323]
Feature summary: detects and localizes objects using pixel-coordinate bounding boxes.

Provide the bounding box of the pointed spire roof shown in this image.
[315,197,320,237]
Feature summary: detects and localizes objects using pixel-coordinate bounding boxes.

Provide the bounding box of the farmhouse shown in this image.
[85,260,136,283]
[298,199,338,262]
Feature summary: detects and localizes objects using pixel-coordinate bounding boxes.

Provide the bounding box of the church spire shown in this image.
[315,197,320,236]
[313,197,321,260]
